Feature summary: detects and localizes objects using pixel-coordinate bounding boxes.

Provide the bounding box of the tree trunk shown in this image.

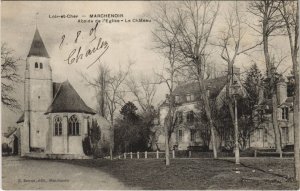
[271,93,282,153]
[198,80,218,158]
[293,65,299,181]
[286,1,300,183]
[165,123,170,166]
[110,119,114,160]
[234,97,240,164]
[165,101,174,166]
[262,17,282,154]
[225,64,238,154]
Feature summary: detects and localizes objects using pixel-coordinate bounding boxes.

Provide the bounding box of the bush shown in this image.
[220,146,233,153]
[283,145,294,152]
[82,137,92,156]
[240,148,255,157]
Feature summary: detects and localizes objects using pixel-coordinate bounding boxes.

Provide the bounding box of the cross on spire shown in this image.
[35,12,39,28]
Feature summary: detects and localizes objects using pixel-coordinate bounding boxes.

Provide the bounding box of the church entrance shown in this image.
[13,135,19,155]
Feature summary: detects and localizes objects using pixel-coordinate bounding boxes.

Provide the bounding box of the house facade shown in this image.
[155,68,245,151]
[16,28,109,159]
[250,77,294,149]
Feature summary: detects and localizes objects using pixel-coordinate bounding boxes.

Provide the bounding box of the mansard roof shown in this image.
[45,80,96,114]
[159,76,228,107]
[27,28,50,58]
[173,76,227,99]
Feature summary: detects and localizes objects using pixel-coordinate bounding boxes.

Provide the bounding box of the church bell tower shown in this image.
[23,28,53,153]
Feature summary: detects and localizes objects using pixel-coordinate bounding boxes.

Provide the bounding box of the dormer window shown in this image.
[175,95,180,103]
[186,94,191,102]
[35,62,38,68]
[40,63,43,69]
[191,94,195,101]
[282,107,289,120]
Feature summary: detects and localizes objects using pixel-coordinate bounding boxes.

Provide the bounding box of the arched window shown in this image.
[68,115,80,136]
[35,62,38,68]
[40,63,43,69]
[282,107,289,120]
[54,116,62,136]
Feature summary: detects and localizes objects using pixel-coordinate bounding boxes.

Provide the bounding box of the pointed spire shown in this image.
[27,28,49,58]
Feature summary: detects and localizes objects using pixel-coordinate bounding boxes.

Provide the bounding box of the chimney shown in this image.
[276,77,287,105]
[229,66,240,76]
[165,94,169,104]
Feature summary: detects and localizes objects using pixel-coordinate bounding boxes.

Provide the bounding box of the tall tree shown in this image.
[96,64,110,118]
[126,75,157,113]
[82,62,132,159]
[174,1,220,158]
[217,2,262,163]
[248,0,285,154]
[152,0,220,159]
[90,119,101,157]
[278,0,299,182]
[151,2,184,165]
[1,43,21,111]
[238,65,264,149]
[114,102,151,153]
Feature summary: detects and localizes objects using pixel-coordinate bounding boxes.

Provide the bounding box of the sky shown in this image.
[1,1,292,132]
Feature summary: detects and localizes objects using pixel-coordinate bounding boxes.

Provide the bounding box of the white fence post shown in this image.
[189,150,192,158]
[156,150,159,159]
[130,152,133,159]
[254,150,257,158]
[137,152,139,159]
[145,151,147,159]
[172,149,175,159]
[124,153,126,159]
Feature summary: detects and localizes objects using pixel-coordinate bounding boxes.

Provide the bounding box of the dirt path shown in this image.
[2,156,138,190]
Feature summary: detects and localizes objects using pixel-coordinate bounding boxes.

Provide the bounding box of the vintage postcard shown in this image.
[1,0,299,190]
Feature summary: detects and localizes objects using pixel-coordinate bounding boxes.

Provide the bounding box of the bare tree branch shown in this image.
[1,43,22,111]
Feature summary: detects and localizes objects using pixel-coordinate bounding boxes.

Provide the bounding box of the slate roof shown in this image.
[159,76,228,107]
[27,28,50,58]
[173,76,227,99]
[45,80,96,114]
[16,113,24,124]
[53,82,61,97]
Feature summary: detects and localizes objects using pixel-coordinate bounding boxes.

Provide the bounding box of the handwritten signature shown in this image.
[60,23,109,69]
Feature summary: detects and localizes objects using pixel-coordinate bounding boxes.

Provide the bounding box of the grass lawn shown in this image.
[61,158,298,190]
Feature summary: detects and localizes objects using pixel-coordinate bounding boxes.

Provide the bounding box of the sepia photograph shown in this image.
[1,0,299,190]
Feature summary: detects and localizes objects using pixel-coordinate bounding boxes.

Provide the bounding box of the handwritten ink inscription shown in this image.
[60,22,109,69]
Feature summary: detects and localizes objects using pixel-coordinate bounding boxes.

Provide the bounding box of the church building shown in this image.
[16,28,104,159]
